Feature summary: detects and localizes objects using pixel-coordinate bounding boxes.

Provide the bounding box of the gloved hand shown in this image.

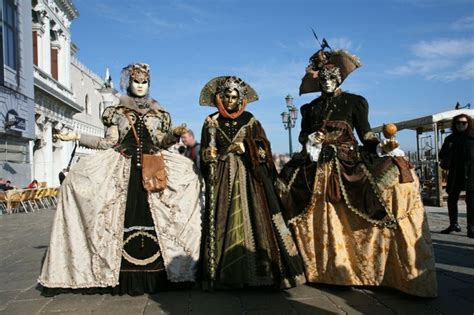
[54,131,81,142]
[381,138,400,153]
[308,131,326,145]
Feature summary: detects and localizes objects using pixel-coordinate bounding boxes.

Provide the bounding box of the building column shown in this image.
[51,122,72,187]
[62,34,71,88]
[33,120,53,185]
[41,15,51,74]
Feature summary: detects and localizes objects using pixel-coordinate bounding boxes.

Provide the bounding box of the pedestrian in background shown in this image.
[0,180,14,191]
[181,129,201,168]
[439,113,474,238]
[27,180,39,189]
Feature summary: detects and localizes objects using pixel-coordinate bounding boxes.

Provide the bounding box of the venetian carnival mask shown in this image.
[222,89,240,112]
[217,77,248,112]
[121,63,150,98]
[130,79,149,97]
[319,66,341,94]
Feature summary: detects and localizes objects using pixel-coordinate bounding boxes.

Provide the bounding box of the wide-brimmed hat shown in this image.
[199,76,258,107]
[299,49,361,95]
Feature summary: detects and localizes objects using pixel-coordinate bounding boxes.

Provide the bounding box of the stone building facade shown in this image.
[31,0,118,187]
[0,0,36,188]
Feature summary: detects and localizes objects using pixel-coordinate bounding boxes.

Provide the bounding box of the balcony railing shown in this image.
[33,65,83,112]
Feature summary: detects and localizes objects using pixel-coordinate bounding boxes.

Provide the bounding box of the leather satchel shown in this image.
[125,112,167,192]
[142,153,167,192]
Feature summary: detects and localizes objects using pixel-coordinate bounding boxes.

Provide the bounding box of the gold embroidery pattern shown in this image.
[271,213,299,257]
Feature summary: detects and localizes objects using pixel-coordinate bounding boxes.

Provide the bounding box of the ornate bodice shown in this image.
[79,96,171,150]
[299,91,371,145]
[214,112,254,153]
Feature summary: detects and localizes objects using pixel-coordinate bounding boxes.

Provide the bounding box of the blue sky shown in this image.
[71,0,474,153]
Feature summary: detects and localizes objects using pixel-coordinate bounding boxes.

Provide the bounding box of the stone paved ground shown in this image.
[0,206,472,315]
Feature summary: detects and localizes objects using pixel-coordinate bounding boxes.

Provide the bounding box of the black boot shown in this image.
[468,227,474,238]
[440,224,461,234]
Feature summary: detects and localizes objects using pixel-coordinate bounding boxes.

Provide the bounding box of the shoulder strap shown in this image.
[125,112,140,146]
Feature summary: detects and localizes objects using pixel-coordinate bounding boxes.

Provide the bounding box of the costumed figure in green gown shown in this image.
[199,76,306,289]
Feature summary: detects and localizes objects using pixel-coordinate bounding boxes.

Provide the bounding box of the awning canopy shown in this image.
[372,109,474,133]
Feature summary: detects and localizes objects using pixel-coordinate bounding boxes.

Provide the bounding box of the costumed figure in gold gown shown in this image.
[276,43,437,297]
[39,63,204,295]
[199,76,306,289]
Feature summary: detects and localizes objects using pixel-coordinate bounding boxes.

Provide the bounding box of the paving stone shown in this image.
[145,290,190,315]
[338,303,396,315]
[190,290,241,313]
[288,296,344,315]
[284,284,325,300]
[92,298,147,315]
[0,299,50,315]
[319,286,376,306]
[0,290,20,311]
[14,285,48,301]
[1,278,37,291]
[425,294,474,315]
[376,298,441,315]
[40,309,92,315]
[239,290,291,311]
[41,294,104,312]
[1,206,474,315]
[361,287,407,301]
[452,287,474,303]
[246,308,297,315]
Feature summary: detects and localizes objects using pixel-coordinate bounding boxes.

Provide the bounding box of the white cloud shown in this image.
[90,2,205,34]
[412,38,474,58]
[388,38,474,81]
[451,16,474,30]
[229,61,307,98]
[388,59,454,75]
[426,59,474,81]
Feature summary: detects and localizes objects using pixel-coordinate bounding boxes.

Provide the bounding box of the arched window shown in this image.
[85,94,91,114]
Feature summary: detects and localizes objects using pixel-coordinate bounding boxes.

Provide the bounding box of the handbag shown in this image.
[125,113,167,192]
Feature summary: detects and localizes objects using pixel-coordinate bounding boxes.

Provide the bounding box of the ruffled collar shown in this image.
[118,95,164,114]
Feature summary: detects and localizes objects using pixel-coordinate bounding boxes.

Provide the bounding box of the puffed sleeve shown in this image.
[78,106,120,149]
[351,95,372,142]
[352,95,379,152]
[101,106,118,127]
[161,111,172,133]
[79,126,119,150]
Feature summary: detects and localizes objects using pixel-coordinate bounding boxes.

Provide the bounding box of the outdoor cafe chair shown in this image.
[0,191,7,213]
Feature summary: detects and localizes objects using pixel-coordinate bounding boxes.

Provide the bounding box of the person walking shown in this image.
[439,113,474,238]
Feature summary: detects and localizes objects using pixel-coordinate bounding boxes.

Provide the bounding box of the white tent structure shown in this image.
[373,108,474,206]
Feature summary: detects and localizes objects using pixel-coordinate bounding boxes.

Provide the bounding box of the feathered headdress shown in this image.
[299,31,361,95]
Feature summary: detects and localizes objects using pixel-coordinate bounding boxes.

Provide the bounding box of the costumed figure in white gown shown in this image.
[39,63,204,295]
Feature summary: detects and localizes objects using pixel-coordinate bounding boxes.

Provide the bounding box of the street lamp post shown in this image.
[281,94,298,156]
